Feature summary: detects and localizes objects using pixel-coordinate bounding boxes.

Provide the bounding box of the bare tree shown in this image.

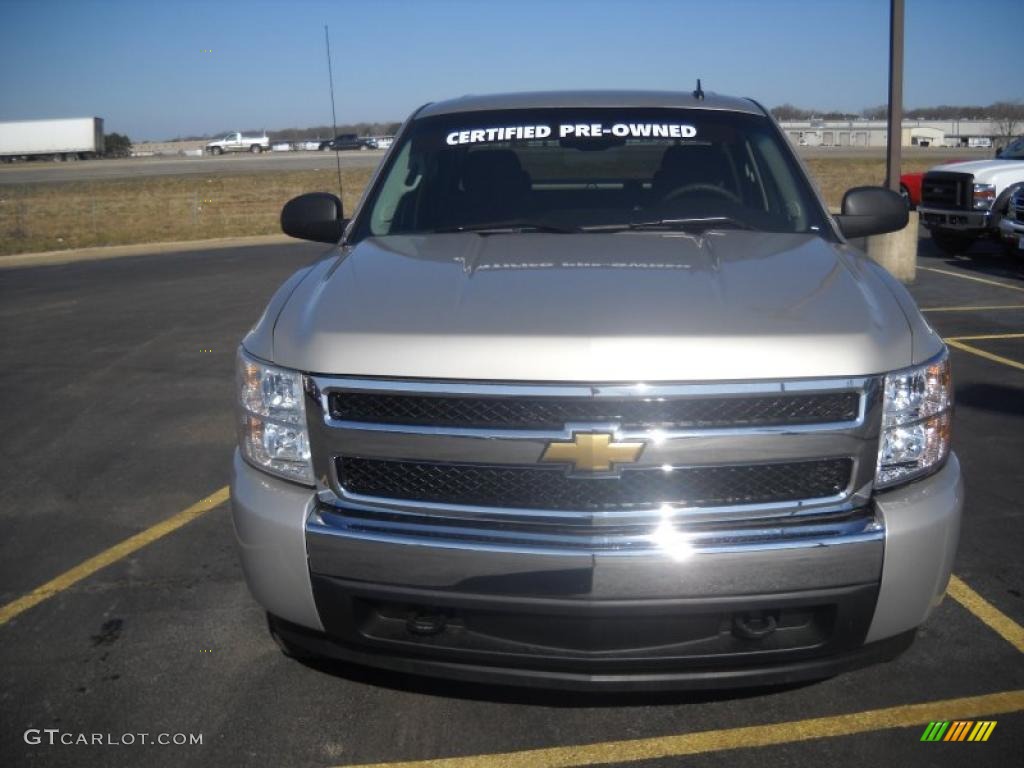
[770,104,812,122]
[990,101,1024,141]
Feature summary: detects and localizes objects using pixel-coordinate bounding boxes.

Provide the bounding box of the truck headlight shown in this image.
[236,348,314,485]
[972,183,996,210]
[875,348,952,489]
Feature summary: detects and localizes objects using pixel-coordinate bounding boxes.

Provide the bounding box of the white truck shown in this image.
[918,138,1024,255]
[205,132,270,155]
[0,117,104,162]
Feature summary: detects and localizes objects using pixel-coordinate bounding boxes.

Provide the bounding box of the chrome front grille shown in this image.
[921,171,971,210]
[336,457,853,511]
[328,390,860,430]
[307,376,883,546]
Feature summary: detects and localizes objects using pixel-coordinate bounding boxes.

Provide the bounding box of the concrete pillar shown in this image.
[867,211,918,283]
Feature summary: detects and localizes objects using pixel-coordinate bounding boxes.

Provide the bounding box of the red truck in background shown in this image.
[901,161,971,208]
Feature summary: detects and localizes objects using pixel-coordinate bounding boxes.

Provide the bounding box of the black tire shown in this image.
[212,146,223,156]
[250,144,262,154]
[931,229,974,256]
[266,613,319,661]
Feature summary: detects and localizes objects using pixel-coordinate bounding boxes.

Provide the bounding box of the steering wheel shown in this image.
[663,183,742,205]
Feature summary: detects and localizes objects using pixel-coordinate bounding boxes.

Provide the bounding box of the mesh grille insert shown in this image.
[329,391,860,430]
[337,457,853,511]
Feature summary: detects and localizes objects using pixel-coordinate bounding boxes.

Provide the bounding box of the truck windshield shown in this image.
[999,138,1024,159]
[353,107,831,241]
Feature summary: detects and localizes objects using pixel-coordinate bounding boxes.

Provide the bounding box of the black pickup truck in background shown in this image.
[319,133,373,151]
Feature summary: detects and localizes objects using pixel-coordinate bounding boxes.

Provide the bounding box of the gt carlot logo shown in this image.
[23,729,203,746]
[920,721,997,742]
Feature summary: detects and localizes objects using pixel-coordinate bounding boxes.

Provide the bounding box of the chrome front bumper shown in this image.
[918,206,992,231]
[231,450,962,648]
[999,217,1024,246]
[304,509,885,599]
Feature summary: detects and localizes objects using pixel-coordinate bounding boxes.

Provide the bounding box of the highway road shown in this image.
[0,146,996,185]
[0,150,386,185]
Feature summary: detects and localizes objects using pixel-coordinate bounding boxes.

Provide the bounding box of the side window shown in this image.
[370,141,420,235]
[751,132,808,230]
[739,140,770,213]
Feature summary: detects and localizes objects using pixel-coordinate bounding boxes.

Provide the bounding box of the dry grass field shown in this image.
[803,157,934,206]
[0,157,935,257]
[0,168,373,257]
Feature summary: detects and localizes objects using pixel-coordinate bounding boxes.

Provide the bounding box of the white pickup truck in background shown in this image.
[205,132,270,155]
[918,136,1024,255]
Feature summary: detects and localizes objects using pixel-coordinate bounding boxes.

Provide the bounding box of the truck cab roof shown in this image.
[416,90,766,119]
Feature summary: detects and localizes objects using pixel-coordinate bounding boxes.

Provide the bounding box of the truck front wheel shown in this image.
[211,146,223,156]
[266,613,320,661]
[931,229,974,256]
[250,144,262,154]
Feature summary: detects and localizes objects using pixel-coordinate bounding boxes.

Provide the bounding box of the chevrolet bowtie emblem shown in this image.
[540,432,644,474]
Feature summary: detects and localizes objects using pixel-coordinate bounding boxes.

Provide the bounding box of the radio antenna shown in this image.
[324,24,344,202]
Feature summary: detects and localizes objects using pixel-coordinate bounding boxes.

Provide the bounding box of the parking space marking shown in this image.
[338,690,1024,768]
[0,486,230,626]
[922,305,1024,313]
[945,339,1024,372]
[947,575,1024,654]
[945,332,1024,342]
[918,267,1024,294]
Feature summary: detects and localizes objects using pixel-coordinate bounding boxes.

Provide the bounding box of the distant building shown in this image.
[779,118,1005,148]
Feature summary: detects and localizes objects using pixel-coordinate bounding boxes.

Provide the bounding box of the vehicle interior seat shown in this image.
[652,144,735,200]
[459,149,532,222]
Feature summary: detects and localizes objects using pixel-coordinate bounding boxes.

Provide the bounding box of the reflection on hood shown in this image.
[361,230,817,276]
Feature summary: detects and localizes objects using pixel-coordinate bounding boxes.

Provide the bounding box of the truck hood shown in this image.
[929,159,1024,185]
[269,232,916,381]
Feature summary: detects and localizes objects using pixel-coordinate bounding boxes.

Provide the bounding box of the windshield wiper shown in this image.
[433,220,580,234]
[582,216,755,233]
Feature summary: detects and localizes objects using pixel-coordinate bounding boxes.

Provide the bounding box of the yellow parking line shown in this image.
[922,305,1024,312]
[337,690,1024,768]
[945,332,1024,341]
[919,266,1024,293]
[0,486,230,626]
[945,339,1024,372]
[947,575,1024,653]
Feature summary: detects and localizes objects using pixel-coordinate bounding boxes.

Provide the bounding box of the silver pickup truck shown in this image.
[205,131,270,155]
[231,90,962,690]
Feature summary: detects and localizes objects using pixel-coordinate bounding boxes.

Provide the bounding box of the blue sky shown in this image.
[0,0,1019,140]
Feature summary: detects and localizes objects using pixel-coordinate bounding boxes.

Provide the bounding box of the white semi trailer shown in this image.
[0,117,105,162]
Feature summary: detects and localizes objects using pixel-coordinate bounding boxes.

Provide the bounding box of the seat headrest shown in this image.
[462,150,528,195]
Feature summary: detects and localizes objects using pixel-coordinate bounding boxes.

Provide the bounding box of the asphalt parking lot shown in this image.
[0,233,1021,767]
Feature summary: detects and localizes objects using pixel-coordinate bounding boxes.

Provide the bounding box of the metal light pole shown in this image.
[869,0,915,283]
[885,0,904,191]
